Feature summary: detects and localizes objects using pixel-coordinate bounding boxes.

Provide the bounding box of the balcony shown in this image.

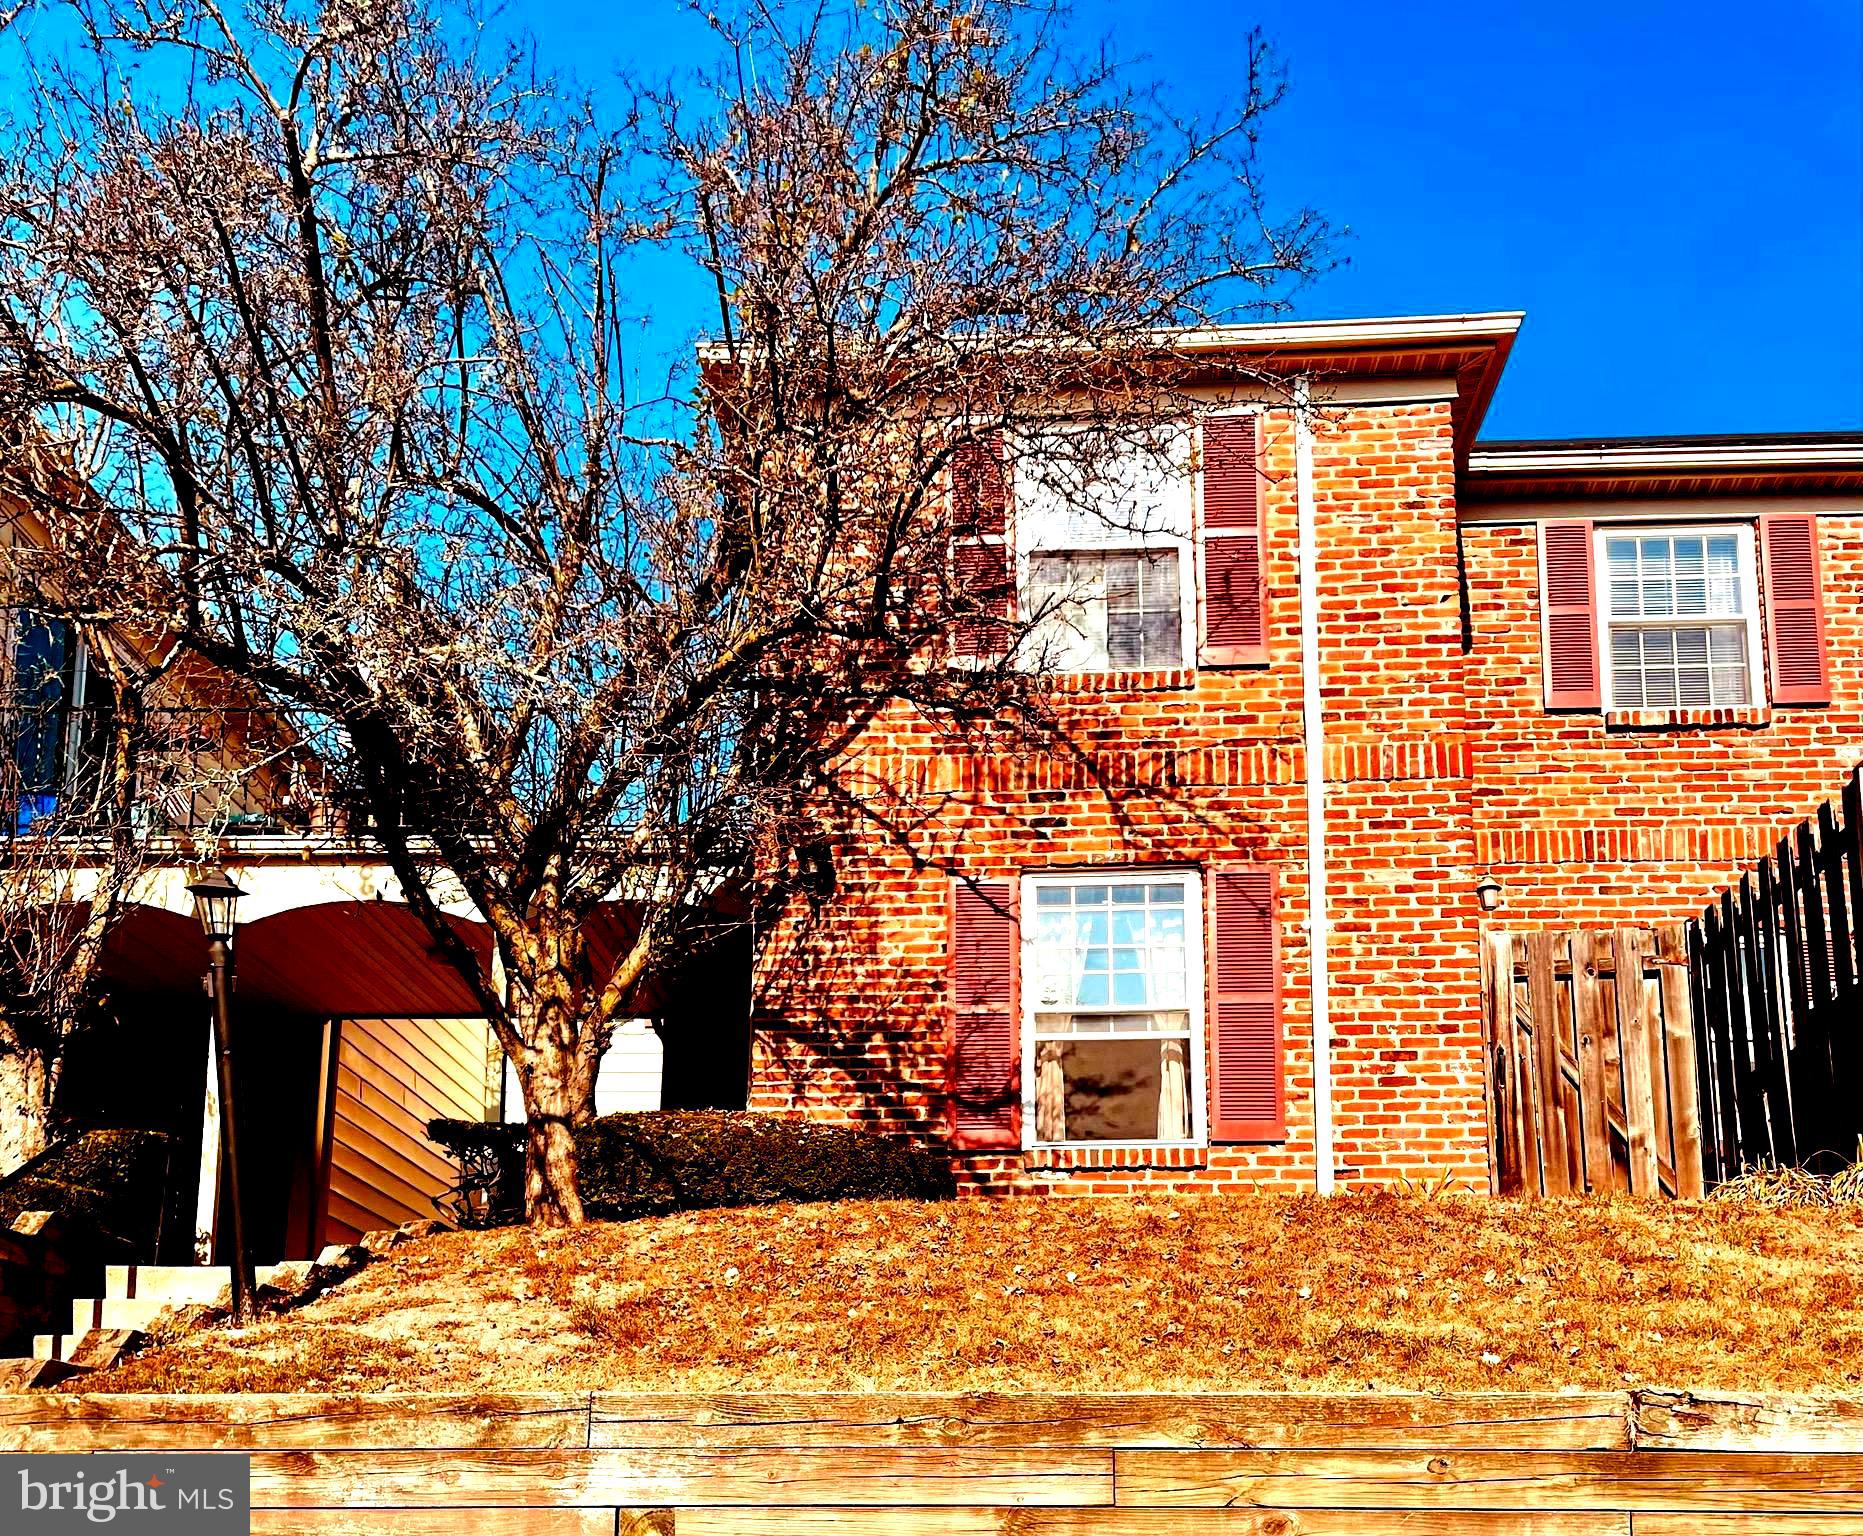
[2,704,345,843]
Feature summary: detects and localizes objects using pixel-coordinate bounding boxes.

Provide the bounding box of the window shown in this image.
[1022,870,1204,1145]
[1599,526,1763,710]
[10,610,72,798]
[1012,426,1197,675]
[7,611,110,830]
[1027,550,1183,670]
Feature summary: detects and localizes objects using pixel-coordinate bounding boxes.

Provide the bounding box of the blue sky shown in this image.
[519,0,1862,441]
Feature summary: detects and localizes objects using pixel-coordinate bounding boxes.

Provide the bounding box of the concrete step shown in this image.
[67,1328,144,1371]
[71,1296,180,1335]
[32,1332,75,1362]
[28,1327,141,1373]
[105,1264,233,1303]
[0,1355,85,1389]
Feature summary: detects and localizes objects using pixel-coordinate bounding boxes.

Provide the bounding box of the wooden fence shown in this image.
[1481,927,1705,1198]
[3,1389,1862,1530]
[1690,767,1863,1183]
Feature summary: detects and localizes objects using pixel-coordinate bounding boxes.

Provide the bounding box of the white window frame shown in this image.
[1023,548,1189,672]
[1011,426,1198,675]
[1018,867,1207,1150]
[1594,522,1766,712]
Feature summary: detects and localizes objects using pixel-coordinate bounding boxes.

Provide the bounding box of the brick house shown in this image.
[749,312,1863,1194]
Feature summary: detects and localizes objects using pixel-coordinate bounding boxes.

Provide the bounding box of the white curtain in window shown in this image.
[1036,1041,1067,1142]
[1157,1038,1189,1140]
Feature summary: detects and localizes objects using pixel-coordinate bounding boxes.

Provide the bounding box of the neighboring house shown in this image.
[751,312,1863,1194]
[1,483,751,1263]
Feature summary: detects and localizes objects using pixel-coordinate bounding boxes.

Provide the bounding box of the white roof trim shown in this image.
[698,312,1526,365]
[1162,312,1524,352]
[1468,442,1863,475]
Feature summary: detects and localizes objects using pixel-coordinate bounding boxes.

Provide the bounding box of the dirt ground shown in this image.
[76,1191,1863,1394]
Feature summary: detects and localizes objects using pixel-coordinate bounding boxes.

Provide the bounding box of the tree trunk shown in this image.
[514,1027,587,1227]
[0,1050,52,1176]
[522,1090,584,1227]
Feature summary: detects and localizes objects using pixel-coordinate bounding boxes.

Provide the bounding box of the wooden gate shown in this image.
[1480,927,1705,1198]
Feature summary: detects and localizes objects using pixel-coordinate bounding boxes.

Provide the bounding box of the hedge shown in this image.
[0,1127,174,1254]
[427,1111,953,1226]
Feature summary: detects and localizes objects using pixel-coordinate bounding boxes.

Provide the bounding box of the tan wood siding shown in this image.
[320,1017,496,1246]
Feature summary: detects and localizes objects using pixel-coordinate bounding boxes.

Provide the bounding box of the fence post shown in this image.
[1656,925,1706,1197]
[1701,904,1742,1178]
[1525,932,1570,1194]
[1738,870,1795,1167]
[1613,928,1659,1195]
[1826,797,1863,1162]
[1776,832,1826,1160]
[1479,931,1509,1196]
[1571,930,1613,1193]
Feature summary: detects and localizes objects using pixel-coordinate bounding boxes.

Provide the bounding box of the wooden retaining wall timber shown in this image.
[1,1391,1860,1531]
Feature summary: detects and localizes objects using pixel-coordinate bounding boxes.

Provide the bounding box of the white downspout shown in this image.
[1294,376,1336,1194]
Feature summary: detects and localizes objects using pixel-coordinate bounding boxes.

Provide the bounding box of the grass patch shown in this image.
[86,1326,422,1395]
[76,1192,1863,1394]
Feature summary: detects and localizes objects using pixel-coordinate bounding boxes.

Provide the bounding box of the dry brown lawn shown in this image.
[79,1192,1863,1395]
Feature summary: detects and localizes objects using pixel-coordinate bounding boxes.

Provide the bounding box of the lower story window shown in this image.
[1024,870,1204,1145]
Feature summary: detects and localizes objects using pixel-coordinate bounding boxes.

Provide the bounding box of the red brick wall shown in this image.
[1462,512,1863,925]
[753,400,1490,1193]
[752,394,1857,1197]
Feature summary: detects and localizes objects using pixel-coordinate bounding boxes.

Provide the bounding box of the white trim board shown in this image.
[1460,495,1863,526]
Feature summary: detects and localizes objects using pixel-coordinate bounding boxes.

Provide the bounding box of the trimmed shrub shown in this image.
[575,1111,954,1219]
[427,1111,953,1226]
[0,1127,173,1253]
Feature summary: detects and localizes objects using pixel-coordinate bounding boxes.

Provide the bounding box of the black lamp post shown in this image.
[188,866,254,1322]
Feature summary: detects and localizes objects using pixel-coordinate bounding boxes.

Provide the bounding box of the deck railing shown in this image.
[1,704,345,840]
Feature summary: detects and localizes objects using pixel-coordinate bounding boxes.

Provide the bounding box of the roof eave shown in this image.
[1463,438,1863,502]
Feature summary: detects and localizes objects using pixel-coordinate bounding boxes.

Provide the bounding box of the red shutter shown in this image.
[1538,520,1601,710]
[950,435,1012,658]
[1762,514,1831,705]
[1200,415,1267,666]
[948,878,1020,1150]
[1209,866,1283,1143]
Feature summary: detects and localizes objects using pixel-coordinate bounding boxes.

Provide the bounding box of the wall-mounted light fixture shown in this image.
[1474,873,1503,913]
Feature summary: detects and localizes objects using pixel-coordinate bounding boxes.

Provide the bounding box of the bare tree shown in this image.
[0,447,311,1172]
[0,0,1328,1222]
[0,495,153,1171]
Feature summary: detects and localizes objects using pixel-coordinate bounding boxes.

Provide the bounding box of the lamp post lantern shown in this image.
[188,866,255,1321]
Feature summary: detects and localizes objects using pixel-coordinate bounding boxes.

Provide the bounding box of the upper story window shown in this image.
[1598,526,1762,710]
[1014,427,1197,675]
[1024,869,1204,1146]
[949,415,1266,674]
[1026,550,1183,670]
[1542,513,1831,715]
[6,610,115,831]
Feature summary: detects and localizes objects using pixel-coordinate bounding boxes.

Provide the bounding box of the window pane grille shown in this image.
[1602,530,1752,708]
[1030,878,1194,1145]
[1027,550,1181,671]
